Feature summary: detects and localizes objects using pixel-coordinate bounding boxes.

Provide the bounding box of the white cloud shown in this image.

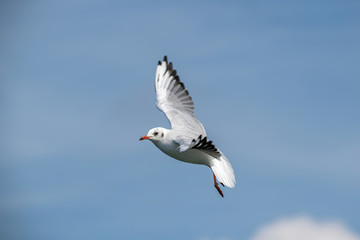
[250,216,360,240]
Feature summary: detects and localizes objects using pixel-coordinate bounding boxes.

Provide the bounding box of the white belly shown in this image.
[153,140,212,166]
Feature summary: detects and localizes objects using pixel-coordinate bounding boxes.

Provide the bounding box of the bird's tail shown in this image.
[210,154,236,188]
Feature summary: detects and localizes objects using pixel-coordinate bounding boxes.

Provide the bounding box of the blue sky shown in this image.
[1,1,360,239]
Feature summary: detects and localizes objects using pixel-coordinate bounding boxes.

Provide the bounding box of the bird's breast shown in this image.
[153,140,212,166]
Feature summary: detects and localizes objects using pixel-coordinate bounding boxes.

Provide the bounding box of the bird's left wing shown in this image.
[155,56,206,150]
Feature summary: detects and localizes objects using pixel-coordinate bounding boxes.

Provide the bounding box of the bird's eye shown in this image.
[154,131,158,136]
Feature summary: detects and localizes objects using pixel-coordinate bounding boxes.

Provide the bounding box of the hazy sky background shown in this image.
[1,1,360,240]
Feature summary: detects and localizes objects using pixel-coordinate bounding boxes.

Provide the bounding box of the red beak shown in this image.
[139,135,151,141]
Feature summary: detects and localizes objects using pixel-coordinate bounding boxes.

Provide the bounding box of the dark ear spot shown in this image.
[161,132,164,138]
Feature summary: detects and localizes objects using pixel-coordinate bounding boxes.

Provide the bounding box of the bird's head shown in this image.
[139,127,165,141]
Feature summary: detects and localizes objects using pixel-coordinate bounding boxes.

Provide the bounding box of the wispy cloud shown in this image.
[250,216,360,240]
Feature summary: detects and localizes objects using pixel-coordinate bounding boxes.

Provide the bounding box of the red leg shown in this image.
[213,172,224,198]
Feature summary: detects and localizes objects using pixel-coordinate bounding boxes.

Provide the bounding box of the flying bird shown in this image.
[140,56,236,197]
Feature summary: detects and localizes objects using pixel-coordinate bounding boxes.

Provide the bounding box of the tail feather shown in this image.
[210,154,236,188]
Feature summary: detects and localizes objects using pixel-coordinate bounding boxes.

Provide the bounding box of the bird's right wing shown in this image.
[155,56,206,146]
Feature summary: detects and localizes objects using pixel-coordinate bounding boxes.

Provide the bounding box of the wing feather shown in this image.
[155,56,206,145]
[191,135,221,159]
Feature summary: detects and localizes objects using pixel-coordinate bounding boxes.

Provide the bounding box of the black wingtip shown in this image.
[163,55,168,63]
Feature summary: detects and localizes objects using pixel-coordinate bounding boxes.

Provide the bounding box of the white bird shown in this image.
[140,56,236,197]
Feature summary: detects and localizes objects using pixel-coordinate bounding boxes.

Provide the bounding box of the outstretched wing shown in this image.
[155,56,206,141]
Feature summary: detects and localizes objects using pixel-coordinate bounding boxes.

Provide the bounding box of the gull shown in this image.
[140,56,236,197]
